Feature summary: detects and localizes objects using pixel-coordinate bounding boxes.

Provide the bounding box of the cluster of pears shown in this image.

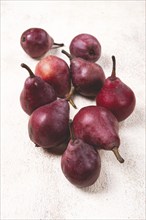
[20,28,136,188]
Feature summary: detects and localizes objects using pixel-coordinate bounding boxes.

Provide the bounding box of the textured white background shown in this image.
[1,1,145,220]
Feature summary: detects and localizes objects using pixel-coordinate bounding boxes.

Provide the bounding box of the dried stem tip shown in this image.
[112,147,124,163]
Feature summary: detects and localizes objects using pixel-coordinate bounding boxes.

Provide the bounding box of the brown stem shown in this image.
[69,119,75,141]
[66,87,77,109]
[111,56,116,79]
[112,146,124,163]
[21,63,35,78]
[53,42,64,48]
[62,49,72,60]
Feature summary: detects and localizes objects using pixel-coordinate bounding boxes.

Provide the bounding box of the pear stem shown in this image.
[111,56,116,79]
[69,119,75,141]
[21,63,35,78]
[112,146,124,163]
[62,49,72,60]
[66,87,77,109]
[53,42,64,48]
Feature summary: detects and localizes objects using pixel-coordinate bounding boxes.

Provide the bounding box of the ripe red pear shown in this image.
[28,99,70,149]
[62,50,105,97]
[72,105,124,163]
[61,138,101,187]
[20,63,57,115]
[69,33,101,62]
[96,56,136,121]
[20,28,64,58]
[35,55,71,98]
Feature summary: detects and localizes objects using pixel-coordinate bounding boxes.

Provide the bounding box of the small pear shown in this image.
[96,56,136,121]
[28,99,70,149]
[20,63,57,115]
[72,105,124,163]
[35,55,71,98]
[69,33,101,62]
[62,50,105,97]
[61,138,101,187]
[20,28,64,58]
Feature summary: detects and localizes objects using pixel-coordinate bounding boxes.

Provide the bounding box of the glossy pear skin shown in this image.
[28,99,70,149]
[96,77,136,121]
[20,64,57,115]
[71,57,105,97]
[20,75,57,115]
[73,106,120,151]
[35,55,71,98]
[20,28,54,58]
[96,56,136,121]
[61,139,101,187]
[69,33,101,62]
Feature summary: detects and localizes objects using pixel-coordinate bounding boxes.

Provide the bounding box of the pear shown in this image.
[28,99,70,149]
[69,33,101,62]
[62,50,105,97]
[20,28,64,58]
[61,138,101,187]
[72,105,124,163]
[35,55,71,98]
[96,56,136,121]
[20,63,56,115]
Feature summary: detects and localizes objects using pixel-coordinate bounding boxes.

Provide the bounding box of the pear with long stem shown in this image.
[20,63,57,115]
[96,56,136,121]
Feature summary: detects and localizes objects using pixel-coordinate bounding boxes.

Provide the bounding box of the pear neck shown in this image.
[110,56,116,80]
[21,63,35,78]
[62,50,72,61]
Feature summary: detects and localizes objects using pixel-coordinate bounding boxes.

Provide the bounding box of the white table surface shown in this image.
[1,1,145,219]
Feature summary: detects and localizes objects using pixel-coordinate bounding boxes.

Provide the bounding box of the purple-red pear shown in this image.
[20,28,64,58]
[69,33,101,62]
[96,56,136,121]
[28,99,70,149]
[72,105,124,163]
[20,63,57,115]
[62,50,105,97]
[61,138,101,187]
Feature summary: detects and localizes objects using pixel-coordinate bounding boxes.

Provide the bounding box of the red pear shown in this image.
[20,63,56,115]
[72,105,124,163]
[62,50,105,97]
[28,99,70,149]
[35,55,71,98]
[69,33,101,62]
[96,56,136,121]
[20,28,64,58]
[61,138,101,187]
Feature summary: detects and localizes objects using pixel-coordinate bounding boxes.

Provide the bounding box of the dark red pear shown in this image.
[28,99,70,149]
[35,55,71,98]
[96,56,136,121]
[72,105,124,163]
[20,63,57,115]
[62,50,105,97]
[61,138,101,187]
[69,33,101,62]
[20,28,64,58]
